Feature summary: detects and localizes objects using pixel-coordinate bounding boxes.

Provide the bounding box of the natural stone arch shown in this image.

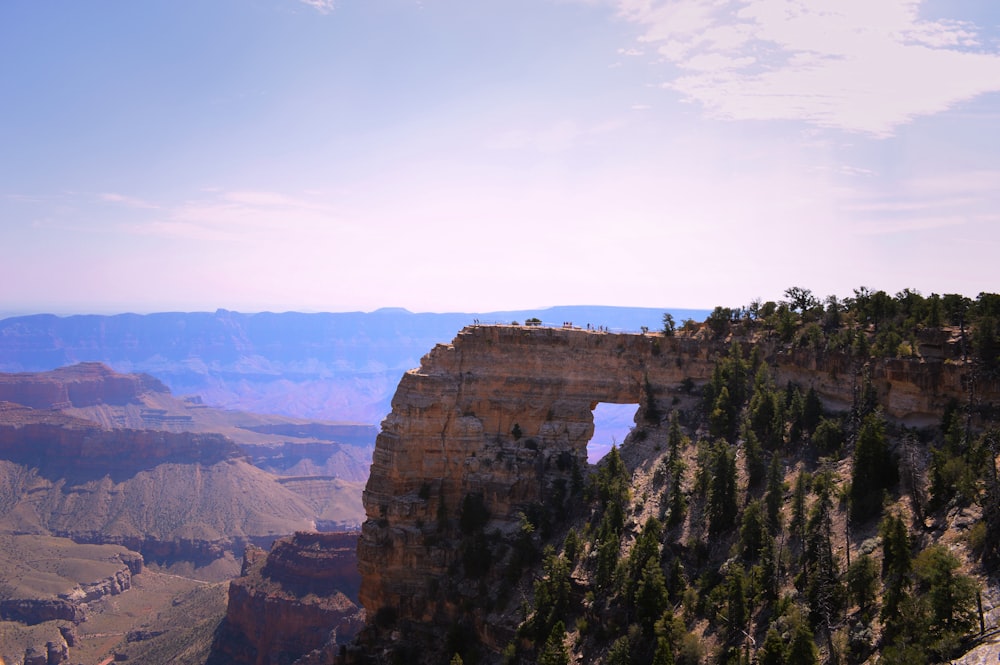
[357,325,714,629]
[356,323,995,656]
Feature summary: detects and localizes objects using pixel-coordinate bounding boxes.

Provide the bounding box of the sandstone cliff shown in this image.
[356,324,997,661]
[209,532,364,665]
[0,534,144,665]
[0,362,169,410]
[0,402,317,567]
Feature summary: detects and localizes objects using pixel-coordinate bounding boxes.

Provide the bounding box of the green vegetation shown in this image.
[503,287,996,665]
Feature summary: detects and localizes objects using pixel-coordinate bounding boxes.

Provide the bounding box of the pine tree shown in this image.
[743,428,766,489]
[880,513,912,626]
[758,627,785,665]
[637,557,669,634]
[787,620,818,665]
[726,564,748,644]
[846,554,878,619]
[739,499,766,562]
[764,455,785,533]
[789,471,810,543]
[538,621,569,665]
[606,636,631,665]
[709,442,738,534]
[850,412,897,522]
[804,473,843,629]
[802,386,823,435]
[652,636,674,665]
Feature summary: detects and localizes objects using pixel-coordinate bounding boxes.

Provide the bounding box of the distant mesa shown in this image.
[0,361,168,410]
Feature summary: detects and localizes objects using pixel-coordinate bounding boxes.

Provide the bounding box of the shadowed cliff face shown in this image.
[358,327,714,635]
[0,362,169,409]
[209,532,364,665]
[357,324,996,658]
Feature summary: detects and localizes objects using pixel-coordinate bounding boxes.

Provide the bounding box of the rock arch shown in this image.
[357,325,713,627]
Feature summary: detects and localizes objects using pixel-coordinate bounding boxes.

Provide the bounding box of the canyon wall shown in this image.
[0,362,169,410]
[210,532,364,665]
[358,325,995,654]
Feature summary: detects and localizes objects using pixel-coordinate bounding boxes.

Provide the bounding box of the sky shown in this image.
[2,0,999,315]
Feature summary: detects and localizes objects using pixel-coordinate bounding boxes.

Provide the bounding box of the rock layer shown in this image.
[0,362,168,410]
[210,532,364,665]
[358,325,997,652]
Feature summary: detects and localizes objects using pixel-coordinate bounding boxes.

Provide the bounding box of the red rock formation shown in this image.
[0,402,316,564]
[357,325,998,657]
[210,532,364,665]
[0,362,168,409]
[0,551,142,625]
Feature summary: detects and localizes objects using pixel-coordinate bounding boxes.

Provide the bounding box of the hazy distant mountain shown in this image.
[0,306,707,425]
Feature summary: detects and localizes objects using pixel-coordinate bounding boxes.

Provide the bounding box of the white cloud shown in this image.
[299,0,335,14]
[116,189,343,242]
[609,0,1000,135]
[100,192,159,209]
[840,169,1000,235]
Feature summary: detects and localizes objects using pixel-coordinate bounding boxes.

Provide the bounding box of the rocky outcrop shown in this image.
[58,560,137,604]
[22,642,68,665]
[357,325,999,656]
[0,362,168,410]
[0,399,245,474]
[209,532,364,665]
[0,404,316,566]
[0,552,141,625]
[0,598,83,624]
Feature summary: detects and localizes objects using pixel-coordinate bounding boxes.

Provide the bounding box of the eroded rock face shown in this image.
[0,362,168,410]
[210,532,364,665]
[0,552,141,625]
[357,325,997,656]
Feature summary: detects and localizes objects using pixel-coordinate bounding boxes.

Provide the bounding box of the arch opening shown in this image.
[588,402,641,463]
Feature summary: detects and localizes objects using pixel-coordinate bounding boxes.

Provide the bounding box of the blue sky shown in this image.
[2,0,999,315]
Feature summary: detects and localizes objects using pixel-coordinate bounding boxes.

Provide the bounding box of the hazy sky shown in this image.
[2,0,999,315]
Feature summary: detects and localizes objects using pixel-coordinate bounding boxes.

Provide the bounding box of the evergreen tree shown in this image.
[804,473,843,629]
[748,368,781,449]
[811,417,845,455]
[628,517,663,582]
[666,557,686,604]
[709,386,735,442]
[880,513,912,625]
[846,554,878,619]
[725,564,748,644]
[756,530,779,603]
[538,621,569,665]
[850,412,897,522]
[764,455,785,533]
[800,393,825,432]
[667,460,688,527]
[913,544,978,655]
[789,471,810,543]
[787,619,819,665]
[743,428,766,489]
[606,636,631,665]
[652,636,675,665]
[758,627,785,665]
[666,413,688,527]
[739,499,766,562]
[708,442,739,534]
[530,549,571,641]
[637,557,669,634]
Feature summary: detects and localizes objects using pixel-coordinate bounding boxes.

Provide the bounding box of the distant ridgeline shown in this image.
[0,306,707,424]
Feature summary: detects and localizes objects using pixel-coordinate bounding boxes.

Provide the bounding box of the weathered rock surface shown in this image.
[0,548,141,625]
[357,325,998,656]
[0,362,169,410]
[0,403,317,566]
[209,532,364,665]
